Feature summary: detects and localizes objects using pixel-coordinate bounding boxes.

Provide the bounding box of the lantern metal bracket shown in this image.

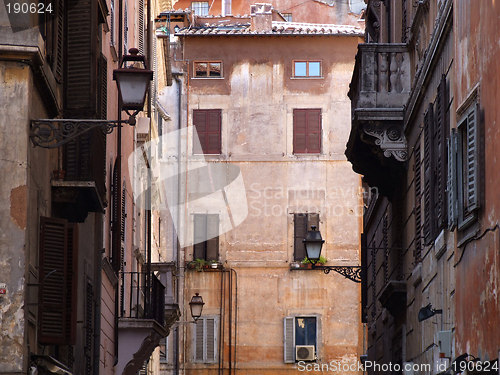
[314,265,362,283]
[30,117,134,148]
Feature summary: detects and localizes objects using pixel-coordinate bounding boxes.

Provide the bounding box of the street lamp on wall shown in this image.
[30,48,153,148]
[302,226,362,283]
[189,293,205,322]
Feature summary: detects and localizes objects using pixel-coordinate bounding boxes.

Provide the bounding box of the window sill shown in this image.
[191,77,225,80]
[290,76,324,79]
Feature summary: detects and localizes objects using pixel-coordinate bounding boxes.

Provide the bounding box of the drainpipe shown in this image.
[173,72,183,375]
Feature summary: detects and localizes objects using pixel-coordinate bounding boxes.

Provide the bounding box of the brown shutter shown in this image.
[206,214,219,261]
[307,213,319,231]
[294,214,307,261]
[38,217,77,345]
[360,233,367,323]
[414,143,422,262]
[306,110,321,153]
[98,53,108,120]
[53,0,64,82]
[65,0,98,118]
[293,110,307,153]
[193,110,207,154]
[111,158,121,271]
[423,103,435,245]
[434,75,448,230]
[206,110,221,154]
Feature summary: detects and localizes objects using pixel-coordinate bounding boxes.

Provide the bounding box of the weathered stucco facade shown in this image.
[347,0,500,373]
[153,4,365,374]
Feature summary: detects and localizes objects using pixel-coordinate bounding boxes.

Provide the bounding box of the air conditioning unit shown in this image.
[296,345,315,361]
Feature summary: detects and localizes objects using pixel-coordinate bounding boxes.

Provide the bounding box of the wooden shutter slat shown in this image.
[434,75,448,230]
[293,110,307,153]
[294,214,307,261]
[414,143,422,261]
[206,318,216,362]
[195,320,204,361]
[306,110,321,153]
[284,317,295,363]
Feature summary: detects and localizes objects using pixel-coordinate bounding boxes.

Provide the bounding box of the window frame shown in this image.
[282,13,292,22]
[293,213,320,261]
[193,213,220,261]
[284,315,319,363]
[292,60,322,78]
[193,315,219,363]
[191,1,209,16]
[193,61,223,79]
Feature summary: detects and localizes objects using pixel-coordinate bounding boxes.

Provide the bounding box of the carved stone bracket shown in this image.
[363,123,408,161]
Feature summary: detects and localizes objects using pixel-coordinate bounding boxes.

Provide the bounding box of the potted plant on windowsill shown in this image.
[301,256,327,269]
[186,258,208,271]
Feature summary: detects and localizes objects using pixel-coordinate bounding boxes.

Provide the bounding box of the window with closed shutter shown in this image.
[293,109,321,154]
[423,103,435,245]
[193,214,219,261]
[457,99,480,229]
[414,143,422,261]
[447,130,458,230]
[193,316,218,363]
[38,217,78,345]
[294,213,319,261]
[193,110,222,154]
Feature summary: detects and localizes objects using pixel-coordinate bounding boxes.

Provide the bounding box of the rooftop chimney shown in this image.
[250,3,273,32]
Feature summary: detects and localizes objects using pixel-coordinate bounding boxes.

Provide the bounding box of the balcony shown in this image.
[117,269,180,375]
[346,44,411,196]
[51,129,106,222]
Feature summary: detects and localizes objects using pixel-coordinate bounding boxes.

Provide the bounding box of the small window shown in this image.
[282,13,292,22]
[193,109,222,154]
[284,316,318,363]
[191,1,209,16]
[293,109,322,154]
[293,61,322,78]
[193,214,219,261]
[293,213,319,261]
[194,61,222,78]
[193,316,218,363]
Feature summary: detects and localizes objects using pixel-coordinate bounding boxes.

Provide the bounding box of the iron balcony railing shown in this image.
[120,271,165,326]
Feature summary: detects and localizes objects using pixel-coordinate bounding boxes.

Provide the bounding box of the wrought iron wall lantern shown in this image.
[30,48,153,148]
[302,226,362,283]
[189,292,205,322]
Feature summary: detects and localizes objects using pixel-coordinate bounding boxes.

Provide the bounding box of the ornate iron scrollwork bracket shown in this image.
[30,118,131,148]
[314,265,362,283]
[363,123,408,161]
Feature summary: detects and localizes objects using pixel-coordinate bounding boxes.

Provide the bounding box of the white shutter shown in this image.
[447,130,458,230]
[194,317,218,363]
[284,317,295,363]
[465,104,479,212]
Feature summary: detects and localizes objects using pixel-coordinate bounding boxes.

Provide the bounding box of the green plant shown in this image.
[193,258,208,271]
[301,256,327,265]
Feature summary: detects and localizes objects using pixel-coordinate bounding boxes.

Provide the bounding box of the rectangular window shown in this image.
[191,1,209,15]
[293,61,322,77]
[194,61,222,78]
[284,316,318,363]
[193,316,218,363]
[222,0,231,16]
[193,109,222,154]
[193,214,219,261]
[294,213,319,261]
[293,109,321,154]
[282,13,292,22]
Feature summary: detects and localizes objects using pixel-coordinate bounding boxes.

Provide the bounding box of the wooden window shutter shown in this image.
[84,282,94,375]
[293,109,321,154]
[414,143,422,261]
[194,319,204,361]
[423,103,435,245]
[193,110,221,154]
[283,317,295,363]
[138,0,145,55]
[293,110,307,153]
[98,53,107,120]
[447,130,458,230]
[193,214,207,260]
[121,185,126,243]
[206,214,219,261]
[205,318,216,362]
[465,104,479,212]
[52,0,64,82]
[111,158,121,271]
[38,217,77,345]
[306,109,321,153]
[360,233,367,323]
[433,75,448,230]
[294,214,307,261]
[307,213,319,231]
[65,0,98,118]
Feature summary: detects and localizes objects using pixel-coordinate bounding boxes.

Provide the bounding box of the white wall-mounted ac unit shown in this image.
[296,345,315,361]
